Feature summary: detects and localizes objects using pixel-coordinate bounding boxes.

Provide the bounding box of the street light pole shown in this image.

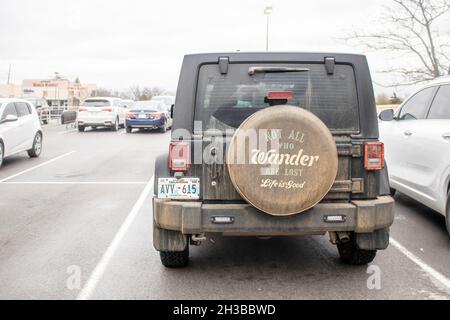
[264,6,273,51]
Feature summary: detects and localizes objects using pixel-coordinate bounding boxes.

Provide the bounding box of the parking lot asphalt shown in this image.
[0,123,449,300]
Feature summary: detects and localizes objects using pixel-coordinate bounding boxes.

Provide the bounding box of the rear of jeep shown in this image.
[153,52,394,268]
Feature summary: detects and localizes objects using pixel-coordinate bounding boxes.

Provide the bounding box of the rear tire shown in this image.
[446,191,450,238]
[0,142,4,168]
[160,246,189,268]
[27,132,42,158]
[337,233,377,265]
[78,125,85,132]
[390,188,396,197]
[111,118,119,132]
[126,127,132,133]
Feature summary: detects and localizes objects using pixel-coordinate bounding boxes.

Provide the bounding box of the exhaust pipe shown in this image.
[337,232,351,243]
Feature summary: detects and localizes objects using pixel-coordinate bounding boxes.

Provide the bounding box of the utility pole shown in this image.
[7,64,11,85]
[264,6,273,51]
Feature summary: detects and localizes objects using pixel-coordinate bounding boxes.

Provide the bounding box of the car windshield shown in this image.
[133,101,164,111]
[83,99,111,107]
[195,63,360,133]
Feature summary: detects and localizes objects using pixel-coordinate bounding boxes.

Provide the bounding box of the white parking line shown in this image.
[390,237,450,293]
[77,176,154,300]
[2,181,147,185]
[0,151,76,183]
[57,129,78,135]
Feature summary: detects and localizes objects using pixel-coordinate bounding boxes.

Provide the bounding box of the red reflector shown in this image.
[365,142,385,170]
[169,142,190,172]
[78,107,87,112]
[102,108,113,112]
[267,91,294,100]
[126,113,135,118]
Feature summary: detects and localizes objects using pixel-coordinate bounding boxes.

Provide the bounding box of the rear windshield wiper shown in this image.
[248,67,310,76]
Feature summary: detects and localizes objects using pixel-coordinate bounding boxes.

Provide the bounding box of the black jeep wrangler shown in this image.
[153,52,394,268]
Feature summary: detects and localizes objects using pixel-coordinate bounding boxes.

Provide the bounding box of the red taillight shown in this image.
[102,108,113,112]
[169,142,190,172]
[365,142,385,171]
[78,107,87,112]
[127,112,135,118]
[148,112,164,119]
[267,91,294,100]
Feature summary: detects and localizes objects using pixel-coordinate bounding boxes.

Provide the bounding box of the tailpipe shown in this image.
[337,232,351,244]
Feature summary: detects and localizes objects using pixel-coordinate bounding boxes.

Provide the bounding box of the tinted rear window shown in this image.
[195,63,359,132]
[84,100,111,107]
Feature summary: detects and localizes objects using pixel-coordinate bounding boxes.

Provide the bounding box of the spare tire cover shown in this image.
[227,105,338,216]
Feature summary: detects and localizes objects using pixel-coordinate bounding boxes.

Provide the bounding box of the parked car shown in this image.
[77,97,127,132]
[152,53,394,268]
[125,100,172,133]
[379,76,450,236]
[122,99,135,109]
[152,95,175,119]
[0,99,43,168]
[23,97,50,124]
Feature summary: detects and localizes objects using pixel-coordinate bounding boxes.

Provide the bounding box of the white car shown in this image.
[0,98,43,168]
[379,76,450,235]
[151,95,175,121]
[77,97,127,132]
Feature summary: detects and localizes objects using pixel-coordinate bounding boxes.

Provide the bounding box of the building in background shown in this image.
[0,78,96,109]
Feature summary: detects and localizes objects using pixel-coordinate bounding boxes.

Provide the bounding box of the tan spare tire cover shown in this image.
[227,105,338,216]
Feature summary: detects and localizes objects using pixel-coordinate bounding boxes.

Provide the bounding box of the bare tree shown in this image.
[347,0,450,86]
[130,85,167,101]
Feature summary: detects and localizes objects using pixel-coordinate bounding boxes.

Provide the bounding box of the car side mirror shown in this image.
[0,114,19,124]
[170,104,174,119]
[379,109,394,121]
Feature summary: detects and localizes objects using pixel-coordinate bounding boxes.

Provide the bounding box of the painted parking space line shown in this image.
[390,237,450,294]
[1,181,148,185]
[57,129,78,135]
[0,151,76,183]
[77,176,154,300]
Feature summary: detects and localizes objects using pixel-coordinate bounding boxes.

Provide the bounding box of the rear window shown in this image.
[133,101,164,111]
[195,63,359,132]
[83,99,111,107]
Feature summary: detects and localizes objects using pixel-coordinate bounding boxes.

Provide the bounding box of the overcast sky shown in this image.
[0,0,448,97]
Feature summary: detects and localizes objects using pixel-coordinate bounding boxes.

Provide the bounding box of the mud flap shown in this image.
[153,224,188,252]
[356,228,390,250]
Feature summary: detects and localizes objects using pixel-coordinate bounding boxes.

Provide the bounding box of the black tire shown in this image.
[126,127,132,133]
[27,132,42,158]
[0,142,4,168]
[390,188,396,197]
[78,125,85,132]
[160,246,189,268]
[111,118,119,132]
[337,233,377,265]
[446,191,450,238]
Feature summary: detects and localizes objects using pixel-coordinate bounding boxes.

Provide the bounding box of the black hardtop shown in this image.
[172,52,379,139]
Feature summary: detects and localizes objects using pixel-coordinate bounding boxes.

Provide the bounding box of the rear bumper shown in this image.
[153,196,395,236]
[78,115,116,126]
[126,118,164,128]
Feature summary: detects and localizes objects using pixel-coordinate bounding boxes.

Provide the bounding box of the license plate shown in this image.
[158,178,200,200]
[138,114,147,119]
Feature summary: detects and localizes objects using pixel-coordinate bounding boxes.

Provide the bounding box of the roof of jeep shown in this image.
[182,52,367,63]
[185,51,364,57]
